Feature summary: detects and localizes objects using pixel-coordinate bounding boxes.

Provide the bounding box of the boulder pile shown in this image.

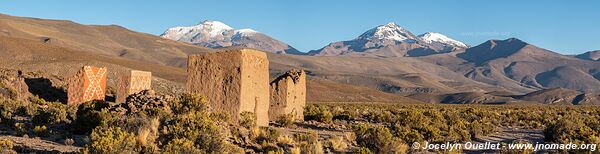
[108,90,173,115]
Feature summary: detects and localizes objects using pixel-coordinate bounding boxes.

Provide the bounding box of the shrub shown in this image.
[162,111,237,153]
[239,111,256,129]
[255,127,281,144]
[304,104,332,123]
[276,113,295,127]
[13,122,27,136]
[0,100,19,125]
[33,125,49,137]
[86,126,137,154]
[0,81,18,100]
[326,136,348,152]
[276,135,296,146]
[298,131,323,154]
[171,93,209,114]
[32,102,69,126]
[352,123,406,153]
[391,124,424,143]
[162,138,202,154]
[0,138,13,152]
[354,147,373,154]
[73,100,112,134]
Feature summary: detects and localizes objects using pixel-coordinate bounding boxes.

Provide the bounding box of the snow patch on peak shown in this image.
[418,32,468,48]
[358,22,416,42]
[235,28,258,34]
[385,22,399,27]
[161,20,235,41]
[234,28,259,37]
[200,20,233,31]
[199,20,234,37]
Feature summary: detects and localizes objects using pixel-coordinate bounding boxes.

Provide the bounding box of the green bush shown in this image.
[239,111,256,129]
[73,101,112,134]
[32,102,69,126]
[276,113,295,127]
[352,123,403,153]
[13,122,27,136]
[304,104,333,123]
[0,81,18,100]
[255,127,281,144]
[162,111,236,153]
[298,131,323,154]
[33,125,49,137]
[86,126,137,154]
[162,138,202,153]
[0,138,13,152]
[354,147,373,154]
[544,115,600,148]
[171,94,209,114]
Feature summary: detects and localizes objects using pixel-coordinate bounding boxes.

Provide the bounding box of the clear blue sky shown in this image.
[0,0,598,54]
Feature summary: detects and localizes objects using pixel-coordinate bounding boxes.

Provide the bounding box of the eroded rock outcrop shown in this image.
[187,49,270,126]
[269,69,306,121]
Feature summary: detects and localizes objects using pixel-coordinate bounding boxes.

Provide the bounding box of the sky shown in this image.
[0,0,598,54]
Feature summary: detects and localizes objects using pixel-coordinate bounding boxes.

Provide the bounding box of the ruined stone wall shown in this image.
[67,66,107,105]
[116,70,152,103]
[269,69,306,121]
[187,49,270,126]
[240,50,270,126]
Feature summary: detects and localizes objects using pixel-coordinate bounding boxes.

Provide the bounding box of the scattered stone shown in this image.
[108,90,172,115]
[67,66,107,105]
[187,49,270,126]
[269,69,306,121]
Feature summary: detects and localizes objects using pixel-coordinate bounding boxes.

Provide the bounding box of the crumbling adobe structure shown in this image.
[269,69,306,121]
[67,66,107,105]
[116,70,152,103]
[187,49,270,126]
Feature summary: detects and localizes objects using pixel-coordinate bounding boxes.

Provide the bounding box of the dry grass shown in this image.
[326,136,348,152]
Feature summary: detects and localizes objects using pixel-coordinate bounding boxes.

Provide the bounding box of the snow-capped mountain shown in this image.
[357,22,418,44]
[309,22,468,57]
[418,32,468,49]
[161,20,302,54]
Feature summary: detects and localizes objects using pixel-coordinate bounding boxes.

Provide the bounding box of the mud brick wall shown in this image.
[116,70,152,103]
[67,66,107,105]
[187,49,270,126]
[269,69,306,121]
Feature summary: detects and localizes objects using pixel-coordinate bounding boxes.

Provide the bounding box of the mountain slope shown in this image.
[576,50,600,61]
[0,14,422,103]
[515,88,600,105]
[420,38,600,93]
[0,13,210,68]
[309,22,468,57]
[161,20,303,54]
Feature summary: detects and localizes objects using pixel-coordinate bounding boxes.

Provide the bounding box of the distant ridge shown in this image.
[161,20,304,55]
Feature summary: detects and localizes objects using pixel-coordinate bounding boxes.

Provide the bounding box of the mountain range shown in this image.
[308,22,468,57]
[160,20,303,55]
[1,13,600,105]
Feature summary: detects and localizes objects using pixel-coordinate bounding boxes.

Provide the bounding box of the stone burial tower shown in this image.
[67,66,107,106]
[116,70,152,103]
[269,69,307,121]
[187,49,270,126]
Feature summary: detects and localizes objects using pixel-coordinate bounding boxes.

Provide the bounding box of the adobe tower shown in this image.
[187,49,270,126]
